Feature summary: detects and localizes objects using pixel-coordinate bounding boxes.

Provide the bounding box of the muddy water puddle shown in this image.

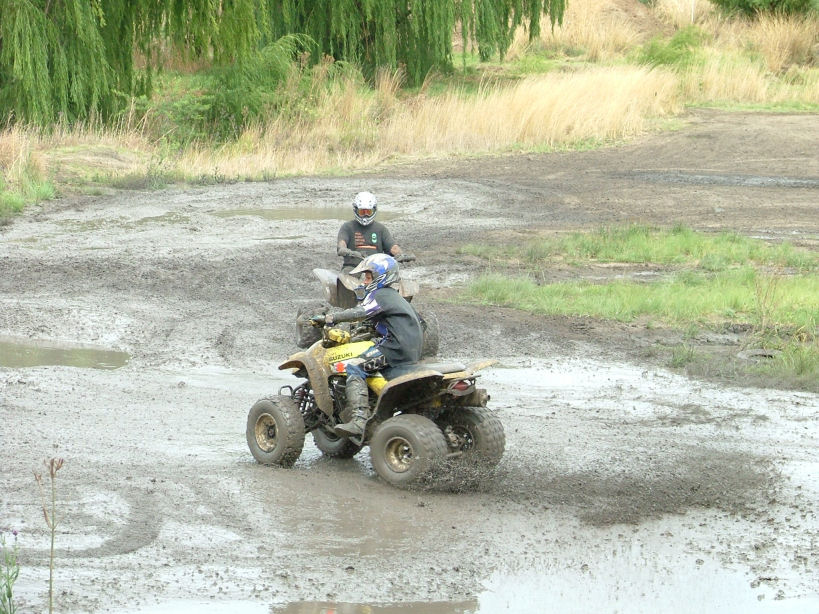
[54,212,192,232]
[0,335,129,369]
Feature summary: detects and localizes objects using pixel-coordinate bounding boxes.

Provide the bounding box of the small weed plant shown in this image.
[0,530,19,614]
[34,458,64,614]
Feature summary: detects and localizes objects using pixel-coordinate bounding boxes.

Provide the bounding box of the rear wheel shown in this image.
[246,396,305,467]
[312,426,363,458]
[416,308,439,358]
[438,407,505,489]
[441,406,505,466]
[370,414,448,488]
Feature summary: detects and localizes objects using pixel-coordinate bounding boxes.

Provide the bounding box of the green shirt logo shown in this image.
[371,233,377,244]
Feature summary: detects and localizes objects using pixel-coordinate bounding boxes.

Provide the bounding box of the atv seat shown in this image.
[381,361,466,380]
[418,361,466,374]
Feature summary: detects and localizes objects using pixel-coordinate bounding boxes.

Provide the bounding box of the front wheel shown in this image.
[246,396,305,467]
[370,414,448,488]
[312,426,363,458]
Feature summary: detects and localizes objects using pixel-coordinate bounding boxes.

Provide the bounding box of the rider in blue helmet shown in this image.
[310,253,423,437]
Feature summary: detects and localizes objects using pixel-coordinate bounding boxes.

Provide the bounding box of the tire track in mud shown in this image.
[626,171,819,189]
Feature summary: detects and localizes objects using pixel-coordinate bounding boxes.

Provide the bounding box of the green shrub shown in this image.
[637,26,706,69]
[204,36,309,140]
[708,0,819,16]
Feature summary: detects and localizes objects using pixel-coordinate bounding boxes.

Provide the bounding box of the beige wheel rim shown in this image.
[254,413,278,453]
[384,436,414,473]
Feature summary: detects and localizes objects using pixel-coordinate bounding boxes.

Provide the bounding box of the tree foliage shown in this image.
[0,0,260,125]
[0,0,567,127]
[267,0,566,83]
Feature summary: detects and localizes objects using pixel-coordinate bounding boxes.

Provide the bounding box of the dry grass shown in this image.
[681,52,819,104]
[382,67,680,153]
[727,13,818,72]
[537,0,650,60]
[0,125,45,191]
[654,0,714,28]
[176,66,681,179]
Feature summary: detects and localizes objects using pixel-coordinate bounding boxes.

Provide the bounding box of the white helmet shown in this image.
[353,191,377,226]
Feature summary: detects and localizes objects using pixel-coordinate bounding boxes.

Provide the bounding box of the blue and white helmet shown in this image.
[353,191,377,226]
[349,253,400,294]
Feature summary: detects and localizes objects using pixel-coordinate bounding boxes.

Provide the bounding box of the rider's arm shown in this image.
[327,290,387,325]
[337,238,352,257]
[381,225,397,255]
[326,306,367,325]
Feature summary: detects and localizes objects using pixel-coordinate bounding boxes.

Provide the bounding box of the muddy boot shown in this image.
[335,376,370,438]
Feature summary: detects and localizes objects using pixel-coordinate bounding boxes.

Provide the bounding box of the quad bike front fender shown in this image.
[279,343,334,417]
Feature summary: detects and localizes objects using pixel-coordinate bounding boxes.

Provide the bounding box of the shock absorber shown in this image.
[292,383,319,429]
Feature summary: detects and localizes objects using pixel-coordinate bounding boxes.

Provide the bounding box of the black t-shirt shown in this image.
[360,286,422,365]
[338,220,396,268]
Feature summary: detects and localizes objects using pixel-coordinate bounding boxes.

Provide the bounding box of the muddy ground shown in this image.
[1,109,817,613]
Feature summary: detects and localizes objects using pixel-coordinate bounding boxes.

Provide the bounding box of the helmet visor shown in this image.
[356,208,374,217]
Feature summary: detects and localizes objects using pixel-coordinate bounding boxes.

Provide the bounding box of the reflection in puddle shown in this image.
[273,602,476,614]
[132,212,191,225]
[212,208,400,221]
[0,336,129,369]
[127,600,268,614]
[475,556,818,614]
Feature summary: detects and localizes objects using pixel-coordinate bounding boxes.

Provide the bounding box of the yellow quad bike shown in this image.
[246,324,504,488]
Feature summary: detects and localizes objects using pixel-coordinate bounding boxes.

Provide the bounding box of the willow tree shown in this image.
[0,0,259,125]
[266,0,566,84]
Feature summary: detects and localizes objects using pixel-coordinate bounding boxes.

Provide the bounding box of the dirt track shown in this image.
[1,109,818,613]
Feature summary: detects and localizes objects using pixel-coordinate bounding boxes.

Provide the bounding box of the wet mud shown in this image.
[1,110,818,613]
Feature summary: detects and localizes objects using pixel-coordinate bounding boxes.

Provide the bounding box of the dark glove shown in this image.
[340,248,364,260]
[395,252,416,263]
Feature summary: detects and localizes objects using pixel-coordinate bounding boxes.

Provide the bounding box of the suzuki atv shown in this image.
[294,259,439,357]
[246,324,504,489]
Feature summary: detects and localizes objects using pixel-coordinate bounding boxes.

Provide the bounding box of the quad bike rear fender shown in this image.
[372,368,444,420]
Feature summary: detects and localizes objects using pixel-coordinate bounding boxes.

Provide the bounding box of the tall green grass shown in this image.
[462,268,818,330]
[459,224,818,271]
